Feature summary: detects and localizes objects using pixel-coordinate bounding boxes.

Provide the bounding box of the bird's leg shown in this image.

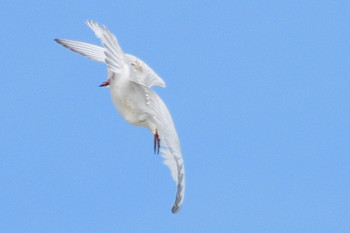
[154,129,160,154]
[99,80,110,87]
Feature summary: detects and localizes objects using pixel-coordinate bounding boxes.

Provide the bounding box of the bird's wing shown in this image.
[142,86,185,213]
[85,20,130,75]
[86,20,165,88]
[55,22,166,88]
[125,54,166,88]
[54,39,106,63]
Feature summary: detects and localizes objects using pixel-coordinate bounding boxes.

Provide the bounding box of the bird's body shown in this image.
[55,21,185,213]
[109,73,149,127]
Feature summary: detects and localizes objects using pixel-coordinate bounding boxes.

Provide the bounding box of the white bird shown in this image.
[55,20,185,213]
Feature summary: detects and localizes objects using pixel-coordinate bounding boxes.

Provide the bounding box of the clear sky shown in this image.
[1,1,349,232]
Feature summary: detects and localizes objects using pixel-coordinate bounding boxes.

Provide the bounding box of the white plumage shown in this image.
[55,20,185,213]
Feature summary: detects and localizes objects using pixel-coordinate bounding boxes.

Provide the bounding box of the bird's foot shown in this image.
[154,129,160,154]
[99,80,110,87]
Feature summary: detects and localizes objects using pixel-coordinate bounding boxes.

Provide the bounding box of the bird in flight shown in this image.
[55,20,185,213]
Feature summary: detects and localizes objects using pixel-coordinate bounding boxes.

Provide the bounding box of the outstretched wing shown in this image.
[55,21,165,88]
[54,39,106,63]
[85,20,130,76]
[142,86,185,213]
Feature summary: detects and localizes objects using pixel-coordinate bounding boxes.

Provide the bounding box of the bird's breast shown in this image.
[109,78,149,127]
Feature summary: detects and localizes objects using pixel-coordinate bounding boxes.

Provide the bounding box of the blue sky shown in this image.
[1,1,349,232]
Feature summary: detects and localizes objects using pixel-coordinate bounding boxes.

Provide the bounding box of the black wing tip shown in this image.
[54,39,63,45]
[171,205,181,214]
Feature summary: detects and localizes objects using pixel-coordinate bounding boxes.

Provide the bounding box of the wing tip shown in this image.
[85,20,106,31]
[158,79,166,88]
[54,38,68,48]
[53,39,72,50]
[171,204,181,214]
[171,186,184,214]
[54,38,61,44]
[85,20,100,32]
[85,19,95,27]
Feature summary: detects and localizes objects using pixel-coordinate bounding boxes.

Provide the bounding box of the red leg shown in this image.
[99,80,110,87]
[154,129,160,154]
